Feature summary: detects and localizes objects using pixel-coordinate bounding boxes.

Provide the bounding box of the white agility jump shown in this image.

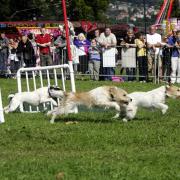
[16,64,76,113]
[0,89,5,123]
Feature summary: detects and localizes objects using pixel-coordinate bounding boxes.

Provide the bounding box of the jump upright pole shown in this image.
[61,0,76,92]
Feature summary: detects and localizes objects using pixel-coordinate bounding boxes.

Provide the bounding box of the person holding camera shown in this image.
[88,39,101,81]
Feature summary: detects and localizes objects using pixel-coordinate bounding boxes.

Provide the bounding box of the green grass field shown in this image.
[0,78,180,180]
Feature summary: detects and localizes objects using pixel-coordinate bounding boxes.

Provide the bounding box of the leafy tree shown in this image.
[0,0,11,21]
[67,0,109,21]
[0,0,109,21]
[171,0,180,18]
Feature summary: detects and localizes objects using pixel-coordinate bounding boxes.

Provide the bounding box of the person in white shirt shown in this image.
[146,26,162,80]
[99,27,117,80]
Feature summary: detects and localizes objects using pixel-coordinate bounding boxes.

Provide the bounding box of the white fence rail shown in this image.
[16,64,75,113]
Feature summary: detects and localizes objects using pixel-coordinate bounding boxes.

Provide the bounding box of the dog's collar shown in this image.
[48,88,53,98]
[49,86,61,91]
[48,86,62,98]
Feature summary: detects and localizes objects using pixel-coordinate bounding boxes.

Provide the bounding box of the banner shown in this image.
[103,48,116,67]
[0,21,61,28]
[16,27,61,37]
[81,21,97,33]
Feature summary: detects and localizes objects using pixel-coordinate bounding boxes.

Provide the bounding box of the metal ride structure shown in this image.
[155,0,175,26]
[16,0,76,113]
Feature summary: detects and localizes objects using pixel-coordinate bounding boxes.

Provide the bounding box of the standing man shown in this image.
[0,33,9,76]
[168,29,180,83]
[99,27,117,80]
[146,26,162,80]
[36,27,52,66]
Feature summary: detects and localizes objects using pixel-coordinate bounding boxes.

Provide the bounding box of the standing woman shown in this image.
[74,33,90,74]
[121,29,136,81]
[17,35,35,67]
[135,32,148,82]
[8,39,19,77]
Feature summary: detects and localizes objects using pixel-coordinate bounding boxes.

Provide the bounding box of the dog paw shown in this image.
[4,110,9,114]
[112,113,120,119]
[46,111,51,116]
[50,120,54,124]
[162,107,168,114]
[162,109,167,114]
[122,118,128,123]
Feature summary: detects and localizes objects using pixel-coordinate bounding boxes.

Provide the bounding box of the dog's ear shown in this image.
[166,85,170,90]
[168,80,172,86]
[165,85,172,97]
[109,87,116,100]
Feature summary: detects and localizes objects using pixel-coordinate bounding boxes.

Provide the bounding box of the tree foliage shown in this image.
[0,0,109,21]
[0,0,179,22]
[0,0,11,20]
[171,0,180,18]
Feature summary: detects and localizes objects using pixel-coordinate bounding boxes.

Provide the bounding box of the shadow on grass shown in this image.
[54,115,117,124]
[131,117,151,121]
[51,113,152,124]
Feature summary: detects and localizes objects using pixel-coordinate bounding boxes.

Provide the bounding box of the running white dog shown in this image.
[117,85,180,122]
[4,86,65,113]
[47,86,131,123]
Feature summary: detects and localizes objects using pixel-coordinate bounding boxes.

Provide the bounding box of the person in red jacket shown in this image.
[36,27,52,66]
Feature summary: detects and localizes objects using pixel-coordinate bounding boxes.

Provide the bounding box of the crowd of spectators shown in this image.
[0,21,180,83]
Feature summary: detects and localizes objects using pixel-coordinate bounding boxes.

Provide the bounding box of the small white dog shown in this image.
[117,85,180,122]
[47,86,131,123]
[4,86,65,113]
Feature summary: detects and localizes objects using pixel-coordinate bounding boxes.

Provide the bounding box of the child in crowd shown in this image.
[135,32,148,82]
[88,39,101,81]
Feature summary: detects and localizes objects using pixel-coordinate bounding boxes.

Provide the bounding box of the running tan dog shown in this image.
[47,86,131,123]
